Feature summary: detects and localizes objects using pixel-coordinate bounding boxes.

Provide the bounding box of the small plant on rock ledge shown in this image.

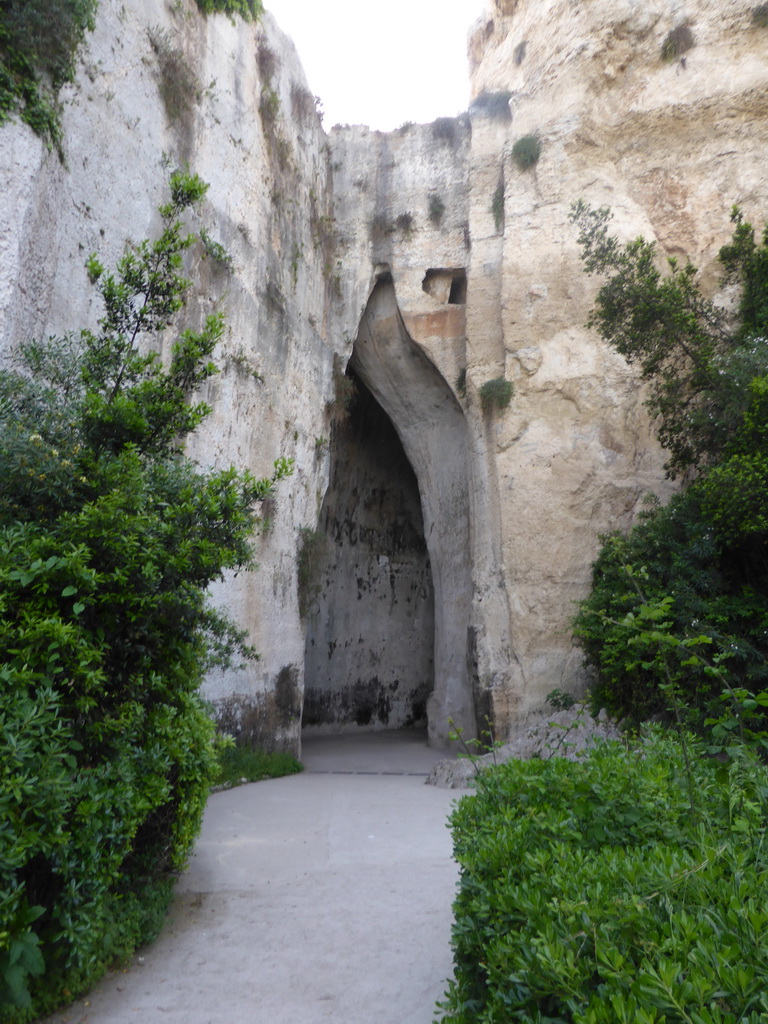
[661,23,694,61]
[200,228,234,271]
[479,376,514,413]
[455,368,467,398]
[753,3,768,26]
[511,134,541,172]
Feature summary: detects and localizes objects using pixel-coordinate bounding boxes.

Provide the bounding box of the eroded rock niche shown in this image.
[302,373,434,733]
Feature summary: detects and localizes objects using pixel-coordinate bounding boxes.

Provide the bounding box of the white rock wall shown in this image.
[0,0,343,753]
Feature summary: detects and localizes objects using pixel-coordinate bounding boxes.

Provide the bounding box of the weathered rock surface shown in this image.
[1,0,767,753]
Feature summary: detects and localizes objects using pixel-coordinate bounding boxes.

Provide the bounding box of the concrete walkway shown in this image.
[45,732,461,1024]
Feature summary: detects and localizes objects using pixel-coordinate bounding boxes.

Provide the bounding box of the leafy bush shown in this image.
[479,377,514,413]
[754,4,768,27]
[0,171,291,1020]
[511,134,541,171]
[195,0,262,18]
[661,24,694,61]
[571,204,768,730]
[440,730,768,1023]
[0,0,97,151]
[200,227,234,271]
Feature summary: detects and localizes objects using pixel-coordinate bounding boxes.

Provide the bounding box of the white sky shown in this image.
[264,0,488,131]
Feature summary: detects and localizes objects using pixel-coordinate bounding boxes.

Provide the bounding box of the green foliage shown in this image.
[200,228,234,271]
[572,204,768,736]
[479,377,514,413]
[455,368,467,398]
[439,730,768,1024]
[259,87,280,127]
[570,202,768,478]
[511,134,541,171]
[195,0,262,18]
[0,171,291,1020]
[754,4,768,27]
[0,0,98,151]
[212,738,302,789]
[546,687,576,710]
[661,24,695,61]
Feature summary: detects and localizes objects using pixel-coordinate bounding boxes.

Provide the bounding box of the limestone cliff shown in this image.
[1,0,766,752]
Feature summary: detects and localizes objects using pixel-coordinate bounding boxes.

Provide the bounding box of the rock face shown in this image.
[1,0,767,753]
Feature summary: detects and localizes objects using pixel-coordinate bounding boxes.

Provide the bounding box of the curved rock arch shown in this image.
[349,276,476,746]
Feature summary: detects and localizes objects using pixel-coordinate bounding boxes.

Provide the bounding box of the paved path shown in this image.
[46,732,460,1024]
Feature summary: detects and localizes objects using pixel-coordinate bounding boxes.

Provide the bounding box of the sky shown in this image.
[263,0,488,132]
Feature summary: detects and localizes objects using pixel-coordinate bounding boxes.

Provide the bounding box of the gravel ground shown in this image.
[426,705,623,789]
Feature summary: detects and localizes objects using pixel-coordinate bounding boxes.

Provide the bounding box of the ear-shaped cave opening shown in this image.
[302,278,476,747]
[302,372,435,733]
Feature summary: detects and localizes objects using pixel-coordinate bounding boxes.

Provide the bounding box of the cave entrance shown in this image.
[302,276,476,747]
[302,372,435,734]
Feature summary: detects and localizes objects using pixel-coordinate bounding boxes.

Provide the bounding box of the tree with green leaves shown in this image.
[0,170,290,1019]
[570,203,768,733]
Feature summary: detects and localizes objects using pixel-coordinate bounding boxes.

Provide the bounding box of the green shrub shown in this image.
[455,368,467,398]
[754,3,768,27]
[570,204,768,732]
[259,86,280,127]
[479,377,514,413]
[200,227,234,271]
[661,24,694,61]
[511,134,541,171]
[440,730,768,1023]
[0,0,97,151]
[195,0,262,18]
[0,171,291,1021]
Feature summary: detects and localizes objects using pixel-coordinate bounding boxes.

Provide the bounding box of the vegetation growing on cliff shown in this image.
[0,171,290,1020]
[570,202,768,731]
[195,0,262,18]
[0,0,261,152]
[0,0,97,151]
